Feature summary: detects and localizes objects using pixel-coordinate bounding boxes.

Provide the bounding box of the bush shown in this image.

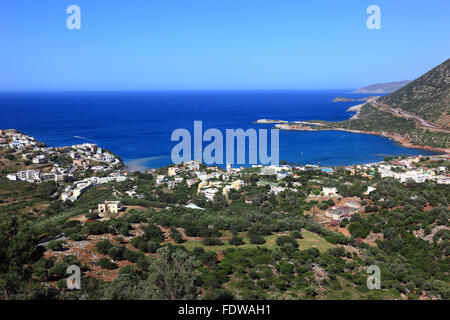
[290,230,303,239]
[276,235,298,248]
[229,236,245,246]
[249,234,266,245]
[63,220,81,229]
[84,221,110,235]
[69,233,86,241]
[348,222,370,239]
[185,225,202,237]
[131,236,148,252]
[170,227,185,244]
[98,258,117,270]
[108,246,125,261]
[119,225,130,236]
[173,233,185,244]
[48,240,65,251]
[123,248,140,263]
[95,239,113,254]
[147,241,161,253]
[34,258,56,280]
[142,223,164,242]
[339,219,349,228]
[279,262,294,275]
[202,237,223,246]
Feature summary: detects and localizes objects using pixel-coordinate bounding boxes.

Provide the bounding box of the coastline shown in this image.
[331,128,450,154]
[255,100,450,156]
[273,124,448,154]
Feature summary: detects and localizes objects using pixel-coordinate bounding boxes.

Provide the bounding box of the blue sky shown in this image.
[0,0,449,91]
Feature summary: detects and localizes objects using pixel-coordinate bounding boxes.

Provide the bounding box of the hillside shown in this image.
[352,80,411,94]
[273,59,450,151]
[379,59,450,129]
[335,103,450,150]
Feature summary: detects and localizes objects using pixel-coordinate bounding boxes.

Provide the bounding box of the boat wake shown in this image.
[73,135,97,144]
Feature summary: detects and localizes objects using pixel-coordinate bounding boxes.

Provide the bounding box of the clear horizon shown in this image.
[0,88,360,93]
[1,0,449,91]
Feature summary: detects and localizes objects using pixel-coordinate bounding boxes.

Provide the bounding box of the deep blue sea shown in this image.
[0,91,438,170]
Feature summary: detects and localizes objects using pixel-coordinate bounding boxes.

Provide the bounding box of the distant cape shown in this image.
[352,80,411,94]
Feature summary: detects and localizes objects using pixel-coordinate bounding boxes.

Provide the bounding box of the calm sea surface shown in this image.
[0,91,438,170]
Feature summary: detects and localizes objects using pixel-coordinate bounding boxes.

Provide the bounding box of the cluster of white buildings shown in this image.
[61,181,94,202]
[7,166,69,183]
[155,174,184,189]
[177,161,329,202]
[69,143,121,167]
[60,173,130,202]
[1,130,132,203]
[349,155,449,184]
[4,131,38,149]
[375,163,449,184]
[156,162,247,202]
[256,164,293,180]
[7,169,41,183]
[197,179,244,201]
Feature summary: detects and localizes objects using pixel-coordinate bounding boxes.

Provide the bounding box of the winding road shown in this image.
[369,98,450,133]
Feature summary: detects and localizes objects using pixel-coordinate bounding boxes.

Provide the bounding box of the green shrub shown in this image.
[108,246,125,261]
[48,240,65,251]
[229,236,245,246]
[95,239,113,255]
[276,235,298,248]
[202,237,223,246]
[147,241,161,253]
[98,258,117,270]
[249,234,266,245]
[290,230,303,239]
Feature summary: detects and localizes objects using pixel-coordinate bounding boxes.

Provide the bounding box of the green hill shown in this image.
[379,59,450,129]
[336,104,450,149]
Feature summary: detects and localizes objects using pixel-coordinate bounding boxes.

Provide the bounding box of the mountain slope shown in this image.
[352,80,411,93]
[379,59,450,129]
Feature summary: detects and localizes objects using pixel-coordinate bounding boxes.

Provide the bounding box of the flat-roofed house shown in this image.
[168,167,178,176]
[322,187,338,197]
[32,155,47,164]
[98,201,122,214]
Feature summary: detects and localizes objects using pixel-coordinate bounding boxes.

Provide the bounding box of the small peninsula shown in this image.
[253,119,288,124]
